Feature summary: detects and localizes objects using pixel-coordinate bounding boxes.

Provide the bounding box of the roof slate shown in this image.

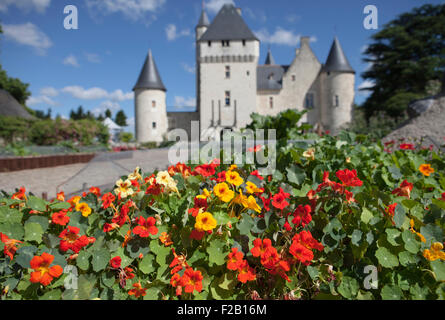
[133,50,167,91]
[323,37,355,73]
[199,4,258,42]
[197,10,210,28]
[257,65,289,91]
[0,89,34,119]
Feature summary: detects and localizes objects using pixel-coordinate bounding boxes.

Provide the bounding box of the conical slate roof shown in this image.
[133,50,166,91]
[323,37,355,73]
[197,9,210,28]
[199,4,258,42]
[264,48,275,65]
[0,89,34,119]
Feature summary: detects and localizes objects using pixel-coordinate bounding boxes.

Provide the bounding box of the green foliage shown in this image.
[119,132,134,143]
[361,3,445,120]
[114,110,127,127]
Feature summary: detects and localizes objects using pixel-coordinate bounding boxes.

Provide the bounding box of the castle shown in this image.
[133,4,355,143]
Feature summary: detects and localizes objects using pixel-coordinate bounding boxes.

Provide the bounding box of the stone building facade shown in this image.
[133,4,355,143]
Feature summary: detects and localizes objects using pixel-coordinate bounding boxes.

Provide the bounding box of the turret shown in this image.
[196,7,209,40]
[133,49,168,143]
[322,37,355,134]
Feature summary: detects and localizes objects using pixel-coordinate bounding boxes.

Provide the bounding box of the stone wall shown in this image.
[135,89,168,143]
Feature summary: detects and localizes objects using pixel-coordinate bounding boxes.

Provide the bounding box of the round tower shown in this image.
[196,4,209,40]
[322,37,355,134]
[133,49,168,143]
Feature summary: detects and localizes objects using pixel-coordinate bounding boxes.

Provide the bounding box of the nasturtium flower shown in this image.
[159,232,173,246]
[68,195,81,207]
[109,256,122,269]
[59,226,95,253]
[292,204,312,227]
[227,247,244,271]
[261,246,280,269]
[132,216,158,238]
[128,282,147,298]
[193,164,216,177]
[245,196,261,213]
[250,170,264,180]
[11,187,26,201]
[29,253,63,286]
[399,143,415,150]
[56,191,65,202]
[114,179,134,198]
[195,212,217,232]
[423,242,445,261]
[237,260,256,283]
[289,242,313,264]
[51,210,70,226]
[226,170,244,187]
[75,202,92,217]
[409,219,426,243]
[214,183,235,203]
[251,238,272,258]
[302,148,315,161]
[336,169,363,187]
[89,187,101,197]
[419,164,434,176]
[180,268,203,294]
[1,233,22,260]
[101,192,116,209]
[392,180,413,198]
[245,181,261,194]
[272,187,290,210]
[156,171,174,187]
[385,203,397,223]
[231,190,248,207]
[128,167,143,181]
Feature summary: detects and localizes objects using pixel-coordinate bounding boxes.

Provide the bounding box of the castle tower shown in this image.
[196,6,210,116]
[321,37,355,133]
[133,49,168,143]
[197,4,260,140]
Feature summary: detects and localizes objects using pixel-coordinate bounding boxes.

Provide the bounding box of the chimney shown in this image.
[236,7,242,16]
[300,36,310,47]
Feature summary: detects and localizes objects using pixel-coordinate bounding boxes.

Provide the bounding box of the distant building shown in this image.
[103,117,124,142]
[134,4,355,142]
[0,89,34,120]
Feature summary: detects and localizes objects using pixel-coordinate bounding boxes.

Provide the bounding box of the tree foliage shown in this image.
[361,4,445,120]
[114,110,128,127]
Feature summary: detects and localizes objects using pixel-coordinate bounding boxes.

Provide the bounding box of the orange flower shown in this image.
[180,268,203,294]
[56,191,65,202]
[419,164,434,176]
[51,210,70,226]
[75,202,92,217]
[132,216,158,238]
[392,180,413,198]
[251,238,272,258]
[128,282,147,298]
[29,253,63,286]
[423,242,445,261]
[89,187,101,197]
[227,247,244,271]
[11,187,26,201]
[101,193,116,209]
[159,232,173,247]
[0,233,22,260]
[237,260,256,283]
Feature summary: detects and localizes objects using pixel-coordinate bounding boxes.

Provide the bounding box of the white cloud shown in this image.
[40,86,58,97]
[91,100,121,116]
[357,80,375,96]
[84,52,101,63]
[26,95,59,107]
[181,63,195,74]
[205,0,235,14]
[2,23,52,55]
[61,86,133,101]
[255,27,300,46]
[86,0,166,21]
[174,96,196,108]
[244,7,266,23]
[0,0,51,13]
[63,55,80,67]
[165,24,191,41]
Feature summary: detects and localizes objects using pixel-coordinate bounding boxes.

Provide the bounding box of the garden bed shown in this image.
[0,153,95,172]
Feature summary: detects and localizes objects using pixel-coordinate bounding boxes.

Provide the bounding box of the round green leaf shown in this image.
[375,247,399,268]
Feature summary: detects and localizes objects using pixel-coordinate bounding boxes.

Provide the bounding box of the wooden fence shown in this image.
[0,153,95,172]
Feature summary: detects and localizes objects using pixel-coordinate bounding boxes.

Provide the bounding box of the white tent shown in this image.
[103,117,124,142]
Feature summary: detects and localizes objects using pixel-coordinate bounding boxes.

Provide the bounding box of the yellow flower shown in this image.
[346,157,351,163]
[195,212,217,232]
[76,202,92,217]
[69,196,81,206]
[128,166,142,181]
[156,171,172,187]
[226,170,244,187]
[245,181,262,194]
[231,189,248,207]
[114,179,134,198]
[419,164,434,176]
[423,242,445,261]
[302,148,315,161]
[244,196,261,213]
[166,179,179,194]
[409,219,426,243]
[229,164,238,171]
[213,183,235,203]
[196,188,211,200]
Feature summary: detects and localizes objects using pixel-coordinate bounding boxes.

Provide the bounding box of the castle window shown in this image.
[305,93,314,109]
[242,40,246,46]
[334,95,339,107]
[292,75,296,82]
[208,41,211,47]
[225,66,230,78]
[152,100,156,108]
[269,97,274,109]
[152,122,157,129]
[222,40,230,47]
[225,91,231,106]
[247,70,250,76]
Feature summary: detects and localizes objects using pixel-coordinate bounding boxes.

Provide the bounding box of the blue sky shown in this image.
[1,0,443,133]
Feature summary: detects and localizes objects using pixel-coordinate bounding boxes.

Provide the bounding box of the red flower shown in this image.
[11,187,26,200]
[216,171,226,183]
[146,183,163,195]
[260,246,280,269]
[101,193,115,209]
[251,238,272,258]
[384,140,395,147]
[29,253,63,286]
[392,180,413,199]
[193,164,216,177]
[51,210,70,226]
[190,229,206,241]
[124,267,135,279]
[293,230,324,252]
[89,187,101,197]
[103,222,118,233]
[260,194,271,211]
[59,226,94,253]
[385,203,397,224]
[132,216,158,238]
[237,260,256,283]
[112,203,130,227]
[110,256,122,269]
[250,170,264,180]
[128,282,147,298]
[272,188,290,210]
[399,143,415,150]
[180,268,203,294]
[291,205,312,228]
[227,247,244,271]
[289,242,313,264]
[441,193,445,201]
[1,233,22,260]
[336,169,363,187]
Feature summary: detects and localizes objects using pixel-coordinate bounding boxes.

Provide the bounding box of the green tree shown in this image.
[114,110,127,127]
[361,4,445,121]
[105,109,112,119]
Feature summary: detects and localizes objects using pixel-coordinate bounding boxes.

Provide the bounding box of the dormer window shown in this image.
[222,40,230,47]
[268,73,274,80]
